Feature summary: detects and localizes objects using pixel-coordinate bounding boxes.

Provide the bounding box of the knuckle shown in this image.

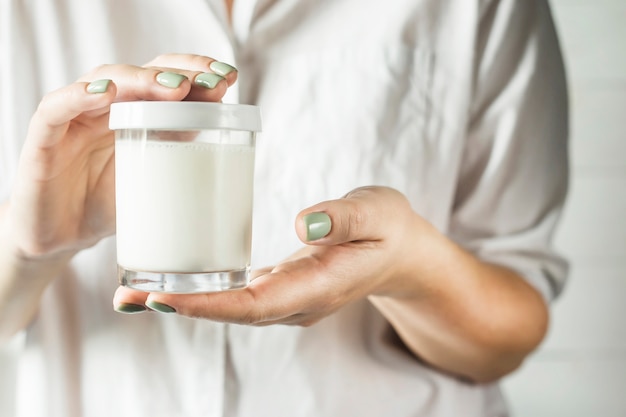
[190,54,213,68]
[238,287,265,325]
[345,201,366,238]
[137,68,160,87]
[148,54,171,66]
[35,93,53,117]
[92,63,111,74]
[298,317,321,328]
[82,64,112,80]
[35,87,73,124]
[240,307,262,325]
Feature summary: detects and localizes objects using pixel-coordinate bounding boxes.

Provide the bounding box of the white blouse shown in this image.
[0,0,568,416]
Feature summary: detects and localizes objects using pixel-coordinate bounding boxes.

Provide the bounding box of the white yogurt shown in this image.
[115,139,255,273]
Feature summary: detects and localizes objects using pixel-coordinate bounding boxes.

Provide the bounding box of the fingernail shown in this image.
[303,212,332,241]
[209,61,237,76]
[146,300,176,313]
[156,71,187,88]
[114,303,147,314]
[86,79,111,94]
[195,72,225,89]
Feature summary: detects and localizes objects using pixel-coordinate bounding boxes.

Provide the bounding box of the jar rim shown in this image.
[109,101,262,132]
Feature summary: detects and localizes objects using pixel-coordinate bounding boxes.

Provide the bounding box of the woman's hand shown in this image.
[113,185,549,383]
[7,54,237,260]
[0,54,238,342]
[114,186,419,324]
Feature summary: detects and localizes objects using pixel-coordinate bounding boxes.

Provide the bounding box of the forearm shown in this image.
[0,203,72,343]
[371,218,549,383]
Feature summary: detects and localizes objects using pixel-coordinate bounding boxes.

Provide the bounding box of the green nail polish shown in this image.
[195,72,225,89]
[115,303,147,314]
[304,212,332,241]
[146,300,176,313]
[86,79,111,94]
[156,72,187,88]
[209,61,237,76]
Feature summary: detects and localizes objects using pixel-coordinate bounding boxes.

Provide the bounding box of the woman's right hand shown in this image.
[6,54,237,261]
[0,54,237,342]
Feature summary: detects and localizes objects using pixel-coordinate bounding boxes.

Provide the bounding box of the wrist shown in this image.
[0,203,75,276]
[374,212,452,299]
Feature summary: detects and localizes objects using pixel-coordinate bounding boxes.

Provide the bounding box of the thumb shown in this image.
[295,186,409,245]
[27,80,117,149]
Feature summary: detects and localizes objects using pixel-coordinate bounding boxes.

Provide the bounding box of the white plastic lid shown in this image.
[109,101,262,132]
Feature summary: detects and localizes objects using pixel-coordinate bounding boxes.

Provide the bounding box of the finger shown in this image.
[143,66,230,102]
[251,266,274,280]
[145,54,238,86]
[113,265,288,316]
[28,80,117,148]
[144,256,332,324]
[185,72,228,102]
[295,186,412,245]
[81,63,230,103]
[143,272,292,323]
[78,64,193,103]
[113,286,150,314]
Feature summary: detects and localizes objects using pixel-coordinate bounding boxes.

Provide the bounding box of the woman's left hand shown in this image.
[113,185,550,383]
[113,186,421,325]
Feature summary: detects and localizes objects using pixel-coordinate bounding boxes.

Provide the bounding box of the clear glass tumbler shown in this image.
[109,101,262,293]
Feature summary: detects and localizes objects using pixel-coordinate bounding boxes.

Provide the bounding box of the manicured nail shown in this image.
[303,212,332,241]
[209,61,237,76]
[195,72,225,89]
[114,303,147,314]
[86,79,111,94]
[156,71,187,88]
[146,300,176,313]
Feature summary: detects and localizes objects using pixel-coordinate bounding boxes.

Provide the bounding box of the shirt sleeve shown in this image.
[449,0,569,302]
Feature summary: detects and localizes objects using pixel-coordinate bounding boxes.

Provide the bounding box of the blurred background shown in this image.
[502,0,626,416]
[1,0,624,416]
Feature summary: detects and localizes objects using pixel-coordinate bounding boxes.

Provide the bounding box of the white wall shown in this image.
[502,0,626,416]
